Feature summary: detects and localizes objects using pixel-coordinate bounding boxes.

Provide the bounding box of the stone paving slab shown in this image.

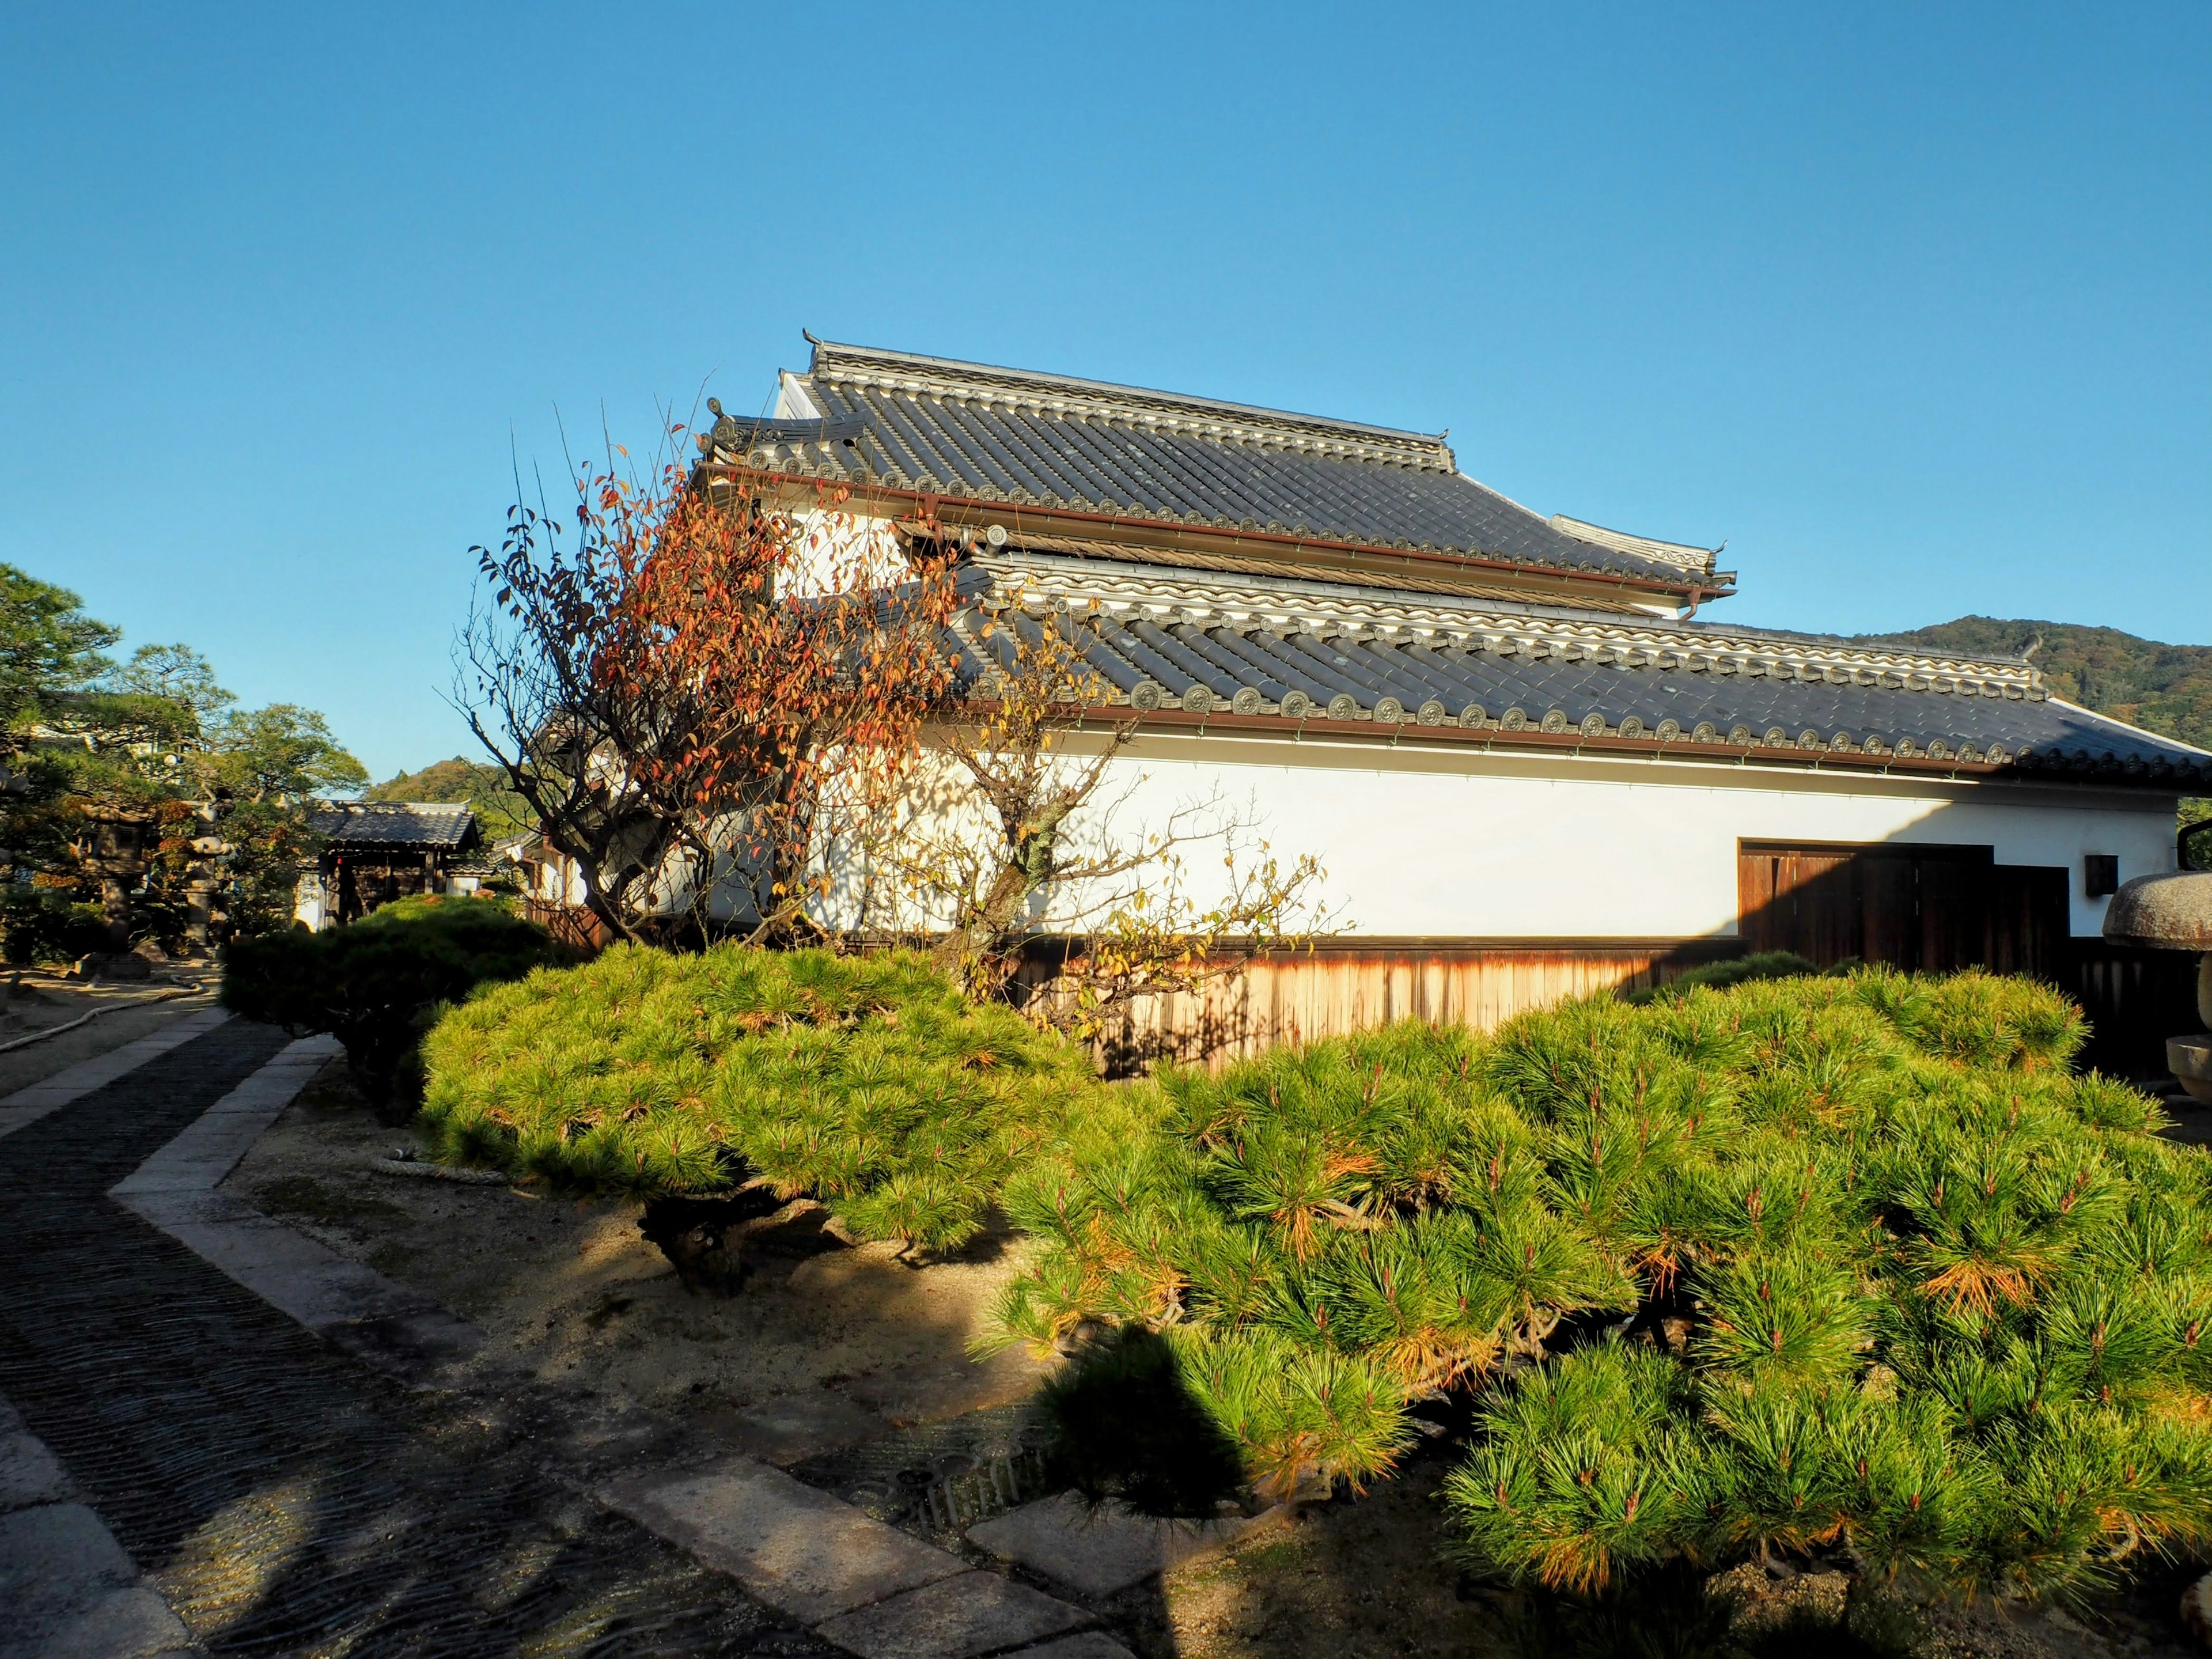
[603,1456,970,1624]
[106,1034,488,1384]
[108,1033,338,1193]
[709,1391,890,1465]
[0,1009,229,1143]
[812,1570,1091,1659]
[967,1491,1281,1599]
[1003,1636,1138,1659]
[0,1494,200,1658]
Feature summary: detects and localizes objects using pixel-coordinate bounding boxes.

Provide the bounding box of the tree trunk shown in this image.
[637,1190,784,1295]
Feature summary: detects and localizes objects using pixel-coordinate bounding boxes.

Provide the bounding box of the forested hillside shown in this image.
[1860,616,2210,865]
[365,756,531,840]
[1859,616,2212,753]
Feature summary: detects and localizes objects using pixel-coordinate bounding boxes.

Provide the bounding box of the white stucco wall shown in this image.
[1047,730,2179,941]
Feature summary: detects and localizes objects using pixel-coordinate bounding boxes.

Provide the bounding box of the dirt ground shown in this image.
[222,1059,2205,1659]
[0,968,217,1098]
[225,1060,1051,1444]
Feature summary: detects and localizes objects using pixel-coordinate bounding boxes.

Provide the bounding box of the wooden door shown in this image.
[1738,842,2059,975]
[1738,846,1861,965]
[1859,855,1919,969]
[1988,865,2070,980]
[1913,850,1993,972]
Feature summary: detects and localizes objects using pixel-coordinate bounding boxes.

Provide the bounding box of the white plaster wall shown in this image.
[1059,737,2179,940]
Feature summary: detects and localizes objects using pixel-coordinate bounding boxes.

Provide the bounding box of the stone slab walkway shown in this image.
[0,1009,229,1144]
[110,1035,488,1385]
[967,1492,1279,1599]
[0,1392,201,1659]
[0,1016,823,1656]
[26,1019,1136,1659]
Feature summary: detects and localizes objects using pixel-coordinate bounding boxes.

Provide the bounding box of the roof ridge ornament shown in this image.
[804,340,1457,473]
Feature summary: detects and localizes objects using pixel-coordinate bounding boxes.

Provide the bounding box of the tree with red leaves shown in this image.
[459,432,959,945]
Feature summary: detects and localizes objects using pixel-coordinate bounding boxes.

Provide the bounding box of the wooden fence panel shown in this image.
[1082,941,1742,1071]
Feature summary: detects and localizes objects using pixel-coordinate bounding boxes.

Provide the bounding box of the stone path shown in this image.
[1,1018,1136,1659]
[109,1035,487,1384]
[0,1007,229,1143]
[0,1018,828,1657]
[0,1393,199,1658]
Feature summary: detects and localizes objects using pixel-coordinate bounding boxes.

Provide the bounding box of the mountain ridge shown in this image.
[1854,616,2212,756]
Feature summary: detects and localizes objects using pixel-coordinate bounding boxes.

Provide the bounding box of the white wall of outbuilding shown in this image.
[1030,729,2179,942]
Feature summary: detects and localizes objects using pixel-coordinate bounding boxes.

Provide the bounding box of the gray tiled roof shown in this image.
[766,342,1723,593]
[951,563,2211,788]
[309,801,479,850]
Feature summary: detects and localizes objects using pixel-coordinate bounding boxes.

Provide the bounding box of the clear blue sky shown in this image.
[5,3,2206,782]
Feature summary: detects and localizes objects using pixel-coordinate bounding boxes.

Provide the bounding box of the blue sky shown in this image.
[4,3,2205,782]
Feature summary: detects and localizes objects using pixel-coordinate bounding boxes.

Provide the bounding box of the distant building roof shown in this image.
[309,801,479,851]
[710,340,1726,597]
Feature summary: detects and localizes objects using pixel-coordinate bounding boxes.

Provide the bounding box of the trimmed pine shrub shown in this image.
[416,944,1097,1254]
[1,890,116,965]
[1618,949,1821,1005]
[982,967,2212,1604]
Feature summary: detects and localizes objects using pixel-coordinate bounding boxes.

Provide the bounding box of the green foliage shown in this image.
[416,944,1097,1252]
[203,703,368,801]
[1620,951,1820,1006]
[0,566,365,947]
[988,968,2212,1603]
[0,890,114,964]
[0,564,119,733]
[1857,615,2210,756]
[223,896,565,1107]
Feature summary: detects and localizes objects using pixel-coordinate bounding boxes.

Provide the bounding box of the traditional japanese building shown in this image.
[699,339,2209,1070]
[297,801,482,927]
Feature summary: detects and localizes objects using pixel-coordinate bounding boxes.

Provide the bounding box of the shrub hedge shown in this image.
[1617,949,1821,1005]
[222,896,567,1109]
[1,890,116,965]
[984,968,2212,1601]
[417,944,1096,1253]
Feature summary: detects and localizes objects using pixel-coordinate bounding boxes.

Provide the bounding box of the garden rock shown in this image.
[967,1491,1282,1599]
[2183,1570,2212,1649]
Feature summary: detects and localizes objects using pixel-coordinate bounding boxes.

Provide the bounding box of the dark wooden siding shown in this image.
[1738,841,2067,979]
[2062,940,2202,1080]
[1737,841,2191,1080]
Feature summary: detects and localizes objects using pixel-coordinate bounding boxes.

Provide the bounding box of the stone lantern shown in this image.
[2103,870,2212,1102]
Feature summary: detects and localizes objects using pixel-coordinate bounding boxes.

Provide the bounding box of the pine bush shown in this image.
[416,944,1096,1253]
[222,895,567,1111]
[983,968,2212,1602]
